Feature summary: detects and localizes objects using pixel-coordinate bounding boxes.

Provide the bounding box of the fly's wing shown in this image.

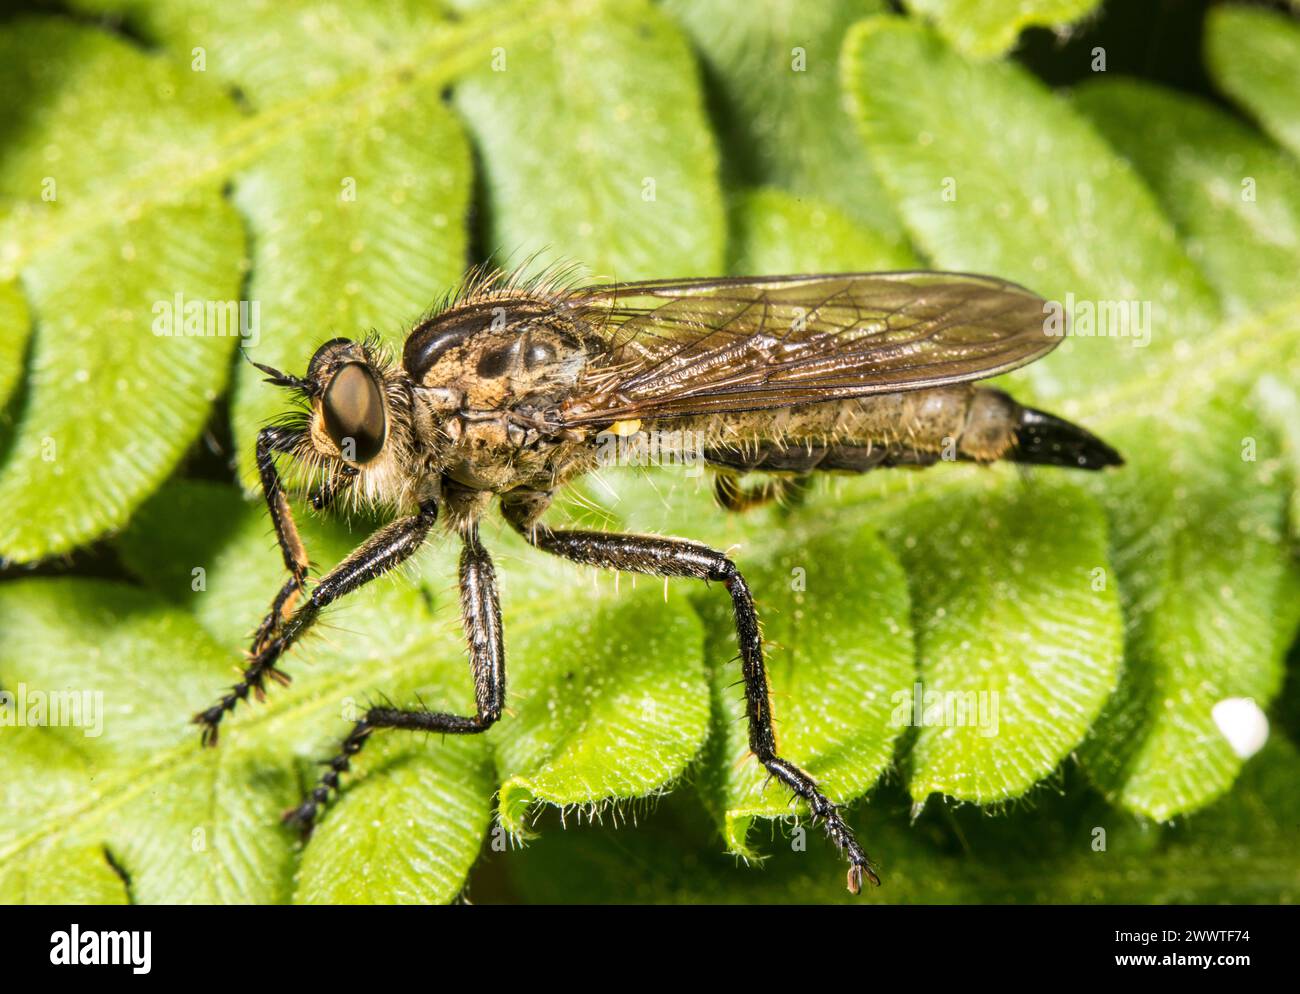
[557,271,1059,425]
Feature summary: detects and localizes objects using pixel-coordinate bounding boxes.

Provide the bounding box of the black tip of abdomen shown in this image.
[1011,407,1124,470]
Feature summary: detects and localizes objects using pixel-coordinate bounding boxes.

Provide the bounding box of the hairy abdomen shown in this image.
[676,384,1120,474]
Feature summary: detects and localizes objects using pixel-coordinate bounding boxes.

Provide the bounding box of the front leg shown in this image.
[247,431,356,658]
[248,426,313,657]
[284,526,505,829]
[501,492,879,893]
[193,503,438,746]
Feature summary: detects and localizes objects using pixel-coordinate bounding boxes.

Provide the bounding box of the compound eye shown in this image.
[322,362,386,463]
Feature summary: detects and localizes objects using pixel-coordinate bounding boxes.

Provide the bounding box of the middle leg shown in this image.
[284,526,506,830]
[501,493,878,893]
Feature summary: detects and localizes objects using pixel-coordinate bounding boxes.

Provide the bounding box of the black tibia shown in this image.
[500,501,879,893]
[713,473,811,512]
[194,503,439,746]
[283,526,505,831]
[459,527,505,726]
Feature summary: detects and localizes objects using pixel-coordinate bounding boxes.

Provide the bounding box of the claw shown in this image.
[193,710,221,748]
[281,801,318,836]
[846,860,881,895]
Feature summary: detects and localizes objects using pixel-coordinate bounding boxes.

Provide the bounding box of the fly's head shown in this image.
[254,335,418,511]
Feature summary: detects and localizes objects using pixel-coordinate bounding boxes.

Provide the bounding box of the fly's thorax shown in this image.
[401,295,601,492]
[403,296,593,408]
[420,412,594,492]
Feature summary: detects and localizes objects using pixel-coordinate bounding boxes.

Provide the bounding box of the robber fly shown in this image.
[193,267,1122,894]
